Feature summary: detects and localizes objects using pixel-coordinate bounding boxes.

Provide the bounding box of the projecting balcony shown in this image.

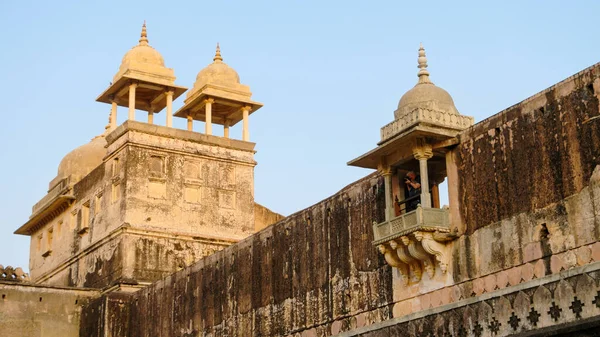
[373,205,457,284]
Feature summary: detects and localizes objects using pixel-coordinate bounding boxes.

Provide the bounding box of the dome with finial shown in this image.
[55,116,111,185]
[56,134,107,184]
[116,22,166,81]
[188,44,241,98]
[395,44,459,119]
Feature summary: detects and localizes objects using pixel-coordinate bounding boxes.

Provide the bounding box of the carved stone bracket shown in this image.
[403,235,436,279]
[378,244,409,285]
[414,231,452,273]
[390,239,422,283]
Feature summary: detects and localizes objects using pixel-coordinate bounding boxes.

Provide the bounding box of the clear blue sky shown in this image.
[1,1,598,271]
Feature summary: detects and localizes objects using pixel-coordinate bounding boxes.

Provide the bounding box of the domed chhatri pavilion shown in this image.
[174,43,262,139]
[5,24,600,337]
[349,43,474,285]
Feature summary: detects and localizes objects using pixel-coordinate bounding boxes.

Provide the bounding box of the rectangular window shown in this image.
[70,211,77,230]
[82,202,90,229]
[95,193,103,213]
[112,182,121,203]
[47,228,53,250]
[56,220,63,236]
[36,235,42,252]
[112,158,120,176]
[149,155,165,177]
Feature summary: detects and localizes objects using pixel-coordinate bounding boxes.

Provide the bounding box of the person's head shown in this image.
[406,171,416,180]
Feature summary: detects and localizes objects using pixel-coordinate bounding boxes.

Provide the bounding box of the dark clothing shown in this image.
[405,175,421,212]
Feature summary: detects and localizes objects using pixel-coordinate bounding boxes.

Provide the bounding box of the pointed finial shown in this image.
[213,43,223,62]
[139,21,149,45]
[417,43,432,84]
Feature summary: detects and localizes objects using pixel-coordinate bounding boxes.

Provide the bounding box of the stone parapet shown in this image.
[0,265,30,282]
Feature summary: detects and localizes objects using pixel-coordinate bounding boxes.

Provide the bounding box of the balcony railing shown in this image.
[373,206,450,245]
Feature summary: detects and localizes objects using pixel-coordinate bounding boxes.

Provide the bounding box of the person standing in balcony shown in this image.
[404,171,421,212]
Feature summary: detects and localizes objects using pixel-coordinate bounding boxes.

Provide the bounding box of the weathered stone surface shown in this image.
[0,282,98,337]
[110,173,394,337]
[7,32,600,337]
[343,268,600,336]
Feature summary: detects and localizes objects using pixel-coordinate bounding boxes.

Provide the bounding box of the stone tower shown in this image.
[14,24,266,291]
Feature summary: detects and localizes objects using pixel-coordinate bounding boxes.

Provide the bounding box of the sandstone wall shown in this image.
[457,64,600,234]
[90,173,393,336]
[83,64,600,336]
[0,282,98,337]
[447,63,600,284]
[254,202,285,231]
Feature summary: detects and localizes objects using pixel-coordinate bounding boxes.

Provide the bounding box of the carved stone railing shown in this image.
[380,108,474,142]
[0,265,30,282]
[374,206,457,284]
[32,176,71,216]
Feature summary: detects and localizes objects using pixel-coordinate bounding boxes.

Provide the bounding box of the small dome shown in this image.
[121,45,165,67]
[57,135,107,183]
[118,23,165,71]
[188,44,240,98]
[396,83,458,115]
[395,44,459,118]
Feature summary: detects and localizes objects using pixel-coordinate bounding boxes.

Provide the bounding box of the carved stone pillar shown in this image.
[187,114,193,131]
[109,96,117,130]
[147,107,154,124]
[446,149,464,234]
[205,98,214,135]
[380,165,393,221]
[128,82,137,120]
[165,90,174,127]
[432,183,440,208]
[224,119,230,138]
[242,106,251,141]
[413,139,433,208]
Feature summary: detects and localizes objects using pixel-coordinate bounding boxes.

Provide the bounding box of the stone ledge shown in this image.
[106,120,256,152]
[335,261,600,336]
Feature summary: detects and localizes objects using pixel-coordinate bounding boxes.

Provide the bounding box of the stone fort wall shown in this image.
[80,172,395,336]
[79,63,600,337]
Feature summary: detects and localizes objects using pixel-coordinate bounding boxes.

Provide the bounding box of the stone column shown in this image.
[128,82,138,120]
[432,183,440,208]
[242,106,251,141]
[147,107,154,124]
[413,140,433,208]
[378,162,394,222]
[383,170,393,221]
[224,119,230,139]
[187,115,193,131]
[205,98,214,135]
[446,149,464,234]
[109,97,117,130]
[165,90,174,127]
